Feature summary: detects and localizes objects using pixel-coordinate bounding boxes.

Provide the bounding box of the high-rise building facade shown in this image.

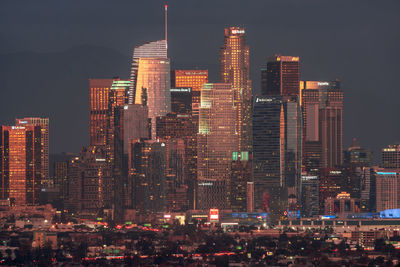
[301,80,343,169]
[54,161,68,206]
[156,113,197,209]
[16,118,49,182]
[197,83,237,210]
[252,96,302,214]
[129,139,167,212]
[170,88,192,115]
[89,78,120,146]
[319,85,343,168]
[129,40,168,104]
[65,146,113,214]
[107,80,129,163]
[301,174,319,217]
[360,167,376,212]
[172,70,208,115]
[344,138,372,167]
[230,152,252,212]
[382,144,400,168]
[319,168,345,212]
[262,55,300,96]
[220,27,252,152]
[134,57,171,139]
[165,138,189,211]
[119,104,150,155]
[375,169,400,212]
[0,125,42,205]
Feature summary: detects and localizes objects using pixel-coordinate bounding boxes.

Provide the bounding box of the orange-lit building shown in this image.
[172,70,208,115]
[106,80,129,163]
[89,78,129,161]
[220,27,252,152]
[15,118,49,182]
[0,125,42,205]
[89,78,117,146]
[135,58,171,139]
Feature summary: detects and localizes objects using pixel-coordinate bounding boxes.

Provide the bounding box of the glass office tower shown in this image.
[129,40,168,104]
[220,27,252,152]
[15,117,49,182]
[252,96,302,214]
[197,83,238,210]
[0,125,42,205]
[134,58,171,139]
[262,55,300,97]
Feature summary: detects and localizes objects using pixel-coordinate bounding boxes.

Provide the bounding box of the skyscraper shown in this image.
[375,169,400,212]
[319,168,345,212]
[134,57,171,139]
[16,117,49,182]
[54,161,68,206]
[156,113,197,209]
[381,144,400,168]
[89,78,120,146]
[119,104,150,155]
[262,55,300,96]
[0,125,42,205]
[197,83,237,210]
[220,27,252,152]
[252,96,302,214]
[170,87,192,115]
[360,167,376,212]
[172,70,208,115]
[301,80,343,169]
[129,40,168,104]
[230,152,252,212]
[107,80,129,163]
[319,82,343,168]
[65,146,113,214]
[301,174,319,217]
[129,139,167,212]
[344,139,372,167]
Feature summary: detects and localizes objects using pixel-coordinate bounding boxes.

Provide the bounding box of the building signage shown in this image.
[231,29,245,34]
[209,209,219,222]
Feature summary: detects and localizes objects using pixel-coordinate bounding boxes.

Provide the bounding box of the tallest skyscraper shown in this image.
[220,27,252,152]
[128,7,170,139]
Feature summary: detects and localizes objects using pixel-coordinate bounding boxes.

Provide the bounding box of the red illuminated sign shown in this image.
[209,209,219,221]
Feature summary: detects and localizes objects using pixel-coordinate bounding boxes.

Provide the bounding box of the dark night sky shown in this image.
[1,0,399,163]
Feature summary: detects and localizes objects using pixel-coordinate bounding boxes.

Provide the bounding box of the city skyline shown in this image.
[1,1,399,161]
[2,2,400,264]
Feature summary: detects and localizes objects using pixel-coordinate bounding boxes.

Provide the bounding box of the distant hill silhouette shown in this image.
[0,45,131,154]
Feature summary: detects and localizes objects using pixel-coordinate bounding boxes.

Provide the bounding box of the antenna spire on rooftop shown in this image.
[164,4,168,50]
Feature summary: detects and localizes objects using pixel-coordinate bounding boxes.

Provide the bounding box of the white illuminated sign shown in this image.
[170,88,191,92]
[302,176,318,180]
[318,82,329,86]
[231,29,245,34]
[256,98,273,103]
